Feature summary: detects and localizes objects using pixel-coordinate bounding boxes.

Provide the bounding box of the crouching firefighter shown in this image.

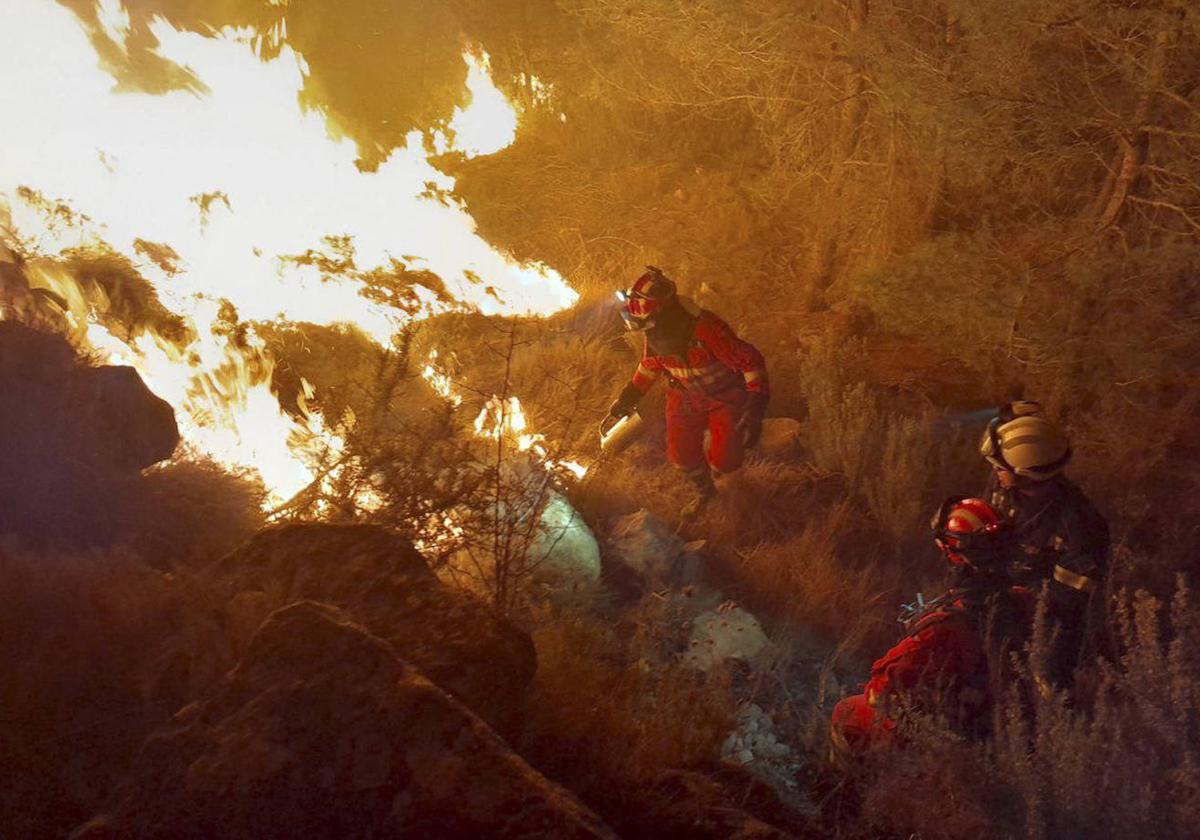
[602,267,769,515]
[979,401,1110,692]
[830,498,1031,757]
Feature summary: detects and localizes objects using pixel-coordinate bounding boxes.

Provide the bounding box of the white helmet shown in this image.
[980,405,1071,481]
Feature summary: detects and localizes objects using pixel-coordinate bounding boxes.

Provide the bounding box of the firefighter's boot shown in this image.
[680,466,715,518]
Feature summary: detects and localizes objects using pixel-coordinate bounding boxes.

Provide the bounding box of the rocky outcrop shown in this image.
[0,321,179,543]
[0,322,177,473]
[84,363,179,471]
[75,602,616,840]
[202,523,537,736]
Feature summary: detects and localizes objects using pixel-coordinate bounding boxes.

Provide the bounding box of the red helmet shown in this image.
[930,497,1005,568]
[617,266,677,330]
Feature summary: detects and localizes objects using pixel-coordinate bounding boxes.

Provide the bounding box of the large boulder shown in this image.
[0,321,179,543]
[75,602,616,840]
[84,364,179,471]
[201,523,537,736]
[0,322,178,474]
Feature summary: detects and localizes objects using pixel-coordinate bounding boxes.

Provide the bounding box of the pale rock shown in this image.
[444,490,601,598]
[530,491,602,585]
[682,604,769,671]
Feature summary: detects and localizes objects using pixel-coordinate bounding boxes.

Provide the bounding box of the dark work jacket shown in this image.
[984,473,1110,681]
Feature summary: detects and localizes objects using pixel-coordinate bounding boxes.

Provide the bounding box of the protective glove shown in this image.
[737,391,768,449]
[601,383,642,437]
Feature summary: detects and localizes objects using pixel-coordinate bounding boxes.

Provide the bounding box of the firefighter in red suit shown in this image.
[830,498,1031,755]
[604,267,769,514]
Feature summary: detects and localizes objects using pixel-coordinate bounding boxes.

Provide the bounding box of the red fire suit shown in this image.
[831,596,995,752]
[629,306,768,474]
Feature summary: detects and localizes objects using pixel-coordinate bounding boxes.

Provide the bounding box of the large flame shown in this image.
[0,0,577,503]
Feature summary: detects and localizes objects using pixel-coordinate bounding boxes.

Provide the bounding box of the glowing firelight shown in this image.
[0,0,577,503]
[423,353,589,480]
[421,350,464,408]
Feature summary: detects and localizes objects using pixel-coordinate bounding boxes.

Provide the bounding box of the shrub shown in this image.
[520,602,734,797]
[819,579,1200,840]
[124,455,266,568]
[990,580,1200,840]
[798,335,982,553]
[0,543,201,836]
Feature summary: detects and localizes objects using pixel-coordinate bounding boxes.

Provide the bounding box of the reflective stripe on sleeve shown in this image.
[743,369,768,393]
[1053,564,1094,592]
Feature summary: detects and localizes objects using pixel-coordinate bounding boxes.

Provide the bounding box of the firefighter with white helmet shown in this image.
[979,401,1110,688]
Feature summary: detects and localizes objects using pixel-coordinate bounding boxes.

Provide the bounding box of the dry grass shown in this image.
[0,543,201,836]
[0,448,265,835]
[518,602,735,809]
[728,508,909,658]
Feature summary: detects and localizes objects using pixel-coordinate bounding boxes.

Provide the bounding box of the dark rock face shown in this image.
[202,523,538,737]
[0,321,179,543]
[75,602,616,840]
[85,364,180,471]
